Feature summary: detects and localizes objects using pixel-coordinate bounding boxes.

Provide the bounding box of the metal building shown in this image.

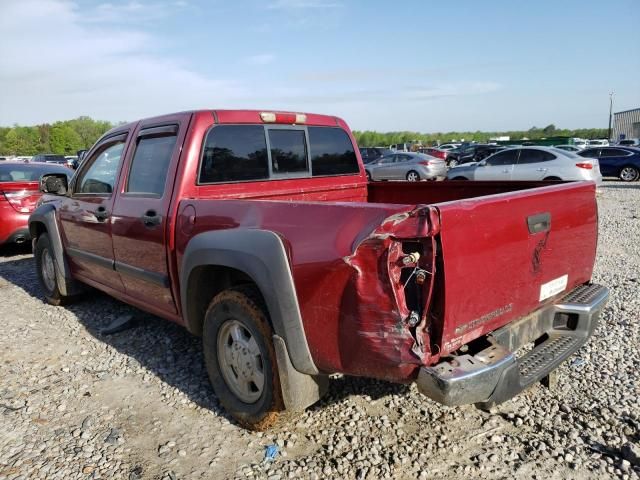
[612,108,640,141]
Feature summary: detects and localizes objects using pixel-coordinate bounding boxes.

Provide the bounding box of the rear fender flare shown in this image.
[180,229,318,376]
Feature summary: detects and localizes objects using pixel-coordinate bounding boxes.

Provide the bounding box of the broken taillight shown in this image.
[2,189,41,213]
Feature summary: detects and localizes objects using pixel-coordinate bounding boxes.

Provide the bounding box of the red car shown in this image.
[30,110,607,429]
[0,162,71,246]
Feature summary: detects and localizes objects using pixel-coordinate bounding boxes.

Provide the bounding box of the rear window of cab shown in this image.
[199,125,359,184]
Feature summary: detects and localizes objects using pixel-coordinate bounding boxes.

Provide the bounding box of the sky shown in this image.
[0,0,639,132]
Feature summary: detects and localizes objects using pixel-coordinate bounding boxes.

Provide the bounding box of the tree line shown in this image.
[353,124,609,147]
[0,117,114,156]
[0,117,609,155]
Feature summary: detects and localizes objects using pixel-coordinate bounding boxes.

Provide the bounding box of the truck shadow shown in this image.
[0,256,409,428]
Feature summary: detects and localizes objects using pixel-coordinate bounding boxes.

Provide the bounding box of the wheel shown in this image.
[619,166,640,182]
[543,176,562,181]
[448,159,458,167]
[203,286,286,430]
[451,176,468,180]
[365,170,372,181]
[35,233,71,306]
[406,170,420,181]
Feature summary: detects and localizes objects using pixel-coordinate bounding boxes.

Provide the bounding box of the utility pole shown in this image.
[608,92,614,141]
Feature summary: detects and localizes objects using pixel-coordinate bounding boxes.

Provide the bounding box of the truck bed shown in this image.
[176,180,598,381]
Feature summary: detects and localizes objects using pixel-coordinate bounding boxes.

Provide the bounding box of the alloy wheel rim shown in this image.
[217,319,264,403]
[621,167,638,181]
[41,248,56,292]
[407,172,418,181]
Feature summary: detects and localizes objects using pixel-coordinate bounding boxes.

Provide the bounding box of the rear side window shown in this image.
[308,127,359,176]
[518,149,556,164]
[579,149,600,158]
[200,126,269,183]
[268,129,307,175]
[600,148,629,157]
[127,131,177,196]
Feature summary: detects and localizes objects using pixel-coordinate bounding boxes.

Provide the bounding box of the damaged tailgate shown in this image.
[434,181,598,355]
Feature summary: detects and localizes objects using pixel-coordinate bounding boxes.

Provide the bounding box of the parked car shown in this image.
[447,146,602,183]
[418,147,448,161]
[554,145,582,153]
[446,144,507,167]
[32,154,67,165]
[587,139,609,147]
[578,146,640,182]
[65,156,79,170]
[30,109,607,429]
[359,147,393,164]
[0,156,7,162]
[617,138,640,147]
[0,162,71,246]
[390,143,411,152]
[571,138,588,150]
[365,152,446,181]
[437,143,461,150]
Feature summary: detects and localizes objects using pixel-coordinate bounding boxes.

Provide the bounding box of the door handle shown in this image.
[142,210,161,228]
[536,168,548,172]
[502,169,510,173]
[94,206,109,222]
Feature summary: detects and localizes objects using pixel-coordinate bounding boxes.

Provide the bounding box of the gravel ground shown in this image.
[1,181,639,480]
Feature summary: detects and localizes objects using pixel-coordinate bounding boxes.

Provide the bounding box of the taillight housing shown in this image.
[575,162,594,170]
[419,160,436,166]
[2,190,41,213]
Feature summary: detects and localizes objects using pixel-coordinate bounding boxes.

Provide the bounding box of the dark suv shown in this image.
[447,144,506,167]
[32,154,67,164]
[359,147,393,164]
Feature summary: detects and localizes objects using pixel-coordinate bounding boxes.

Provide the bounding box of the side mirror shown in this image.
[41,174,69,195]
[477,160,487,166]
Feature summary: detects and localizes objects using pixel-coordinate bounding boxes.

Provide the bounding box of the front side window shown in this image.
[127,133,177,196]
[308,127,359,176]
[486,149,518,166]
[76,141,125,194]
[200,125,269,183]
[268,129,308,175]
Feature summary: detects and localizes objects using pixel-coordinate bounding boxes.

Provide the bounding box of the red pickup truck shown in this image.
[30,110,608,430]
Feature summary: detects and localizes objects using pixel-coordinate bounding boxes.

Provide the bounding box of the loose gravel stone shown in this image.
[0,182,638,479]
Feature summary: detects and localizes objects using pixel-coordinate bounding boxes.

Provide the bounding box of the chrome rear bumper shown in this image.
[416,284,609,407]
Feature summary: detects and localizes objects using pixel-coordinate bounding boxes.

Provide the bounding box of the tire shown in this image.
[619,166,640,182]
[451,176,468,181]
[448,159,458,167]
[203,286,287,430]
[544,176,562,181]
[365,170,372,181]
[35,232,71,306]
[406,170,420,182]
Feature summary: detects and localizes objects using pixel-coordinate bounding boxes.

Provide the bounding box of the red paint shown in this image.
[44,110,601,385]
[0,181,40,244]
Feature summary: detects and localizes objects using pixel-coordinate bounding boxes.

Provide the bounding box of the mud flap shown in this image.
[273,335,329,412]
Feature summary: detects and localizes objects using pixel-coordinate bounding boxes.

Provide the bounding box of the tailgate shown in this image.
[434,181,598,355]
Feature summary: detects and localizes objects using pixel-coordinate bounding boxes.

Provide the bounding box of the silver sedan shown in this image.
[365,152,447,181]
[446,146,602,183]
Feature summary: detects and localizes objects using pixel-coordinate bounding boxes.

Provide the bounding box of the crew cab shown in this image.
[30,109,608,429]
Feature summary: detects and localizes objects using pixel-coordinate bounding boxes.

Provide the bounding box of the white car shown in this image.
[571,139,588,150]
[587,139,609,147]
[446,146,602,184]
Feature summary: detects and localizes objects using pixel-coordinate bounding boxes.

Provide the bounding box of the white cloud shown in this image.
[244,54,276,66]
[0,0,245,125]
